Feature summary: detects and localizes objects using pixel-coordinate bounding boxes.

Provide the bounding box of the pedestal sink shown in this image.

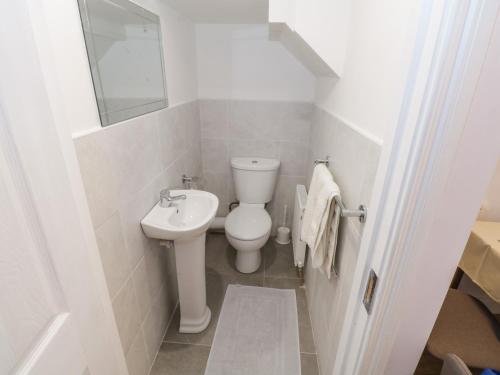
[141,190,218,333]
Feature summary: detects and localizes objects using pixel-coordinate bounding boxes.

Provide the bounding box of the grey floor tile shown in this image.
[163,308,190,345]
[205,233,264,278]
[301,353,320,375]
[150,343,210,375]
[263,277,302,290]
[263,240,299,279]
[164,272,263,346]
[156,234,316,375]
[264,277,316,354]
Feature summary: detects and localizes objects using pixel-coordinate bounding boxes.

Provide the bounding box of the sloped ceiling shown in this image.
[163,0,268,23]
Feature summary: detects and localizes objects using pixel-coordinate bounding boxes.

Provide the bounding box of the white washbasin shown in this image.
[141,190,218,241]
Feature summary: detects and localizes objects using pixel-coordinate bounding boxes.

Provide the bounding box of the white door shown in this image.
[331,1,500,374]
[0,114,87,374]
[0,1,128,374]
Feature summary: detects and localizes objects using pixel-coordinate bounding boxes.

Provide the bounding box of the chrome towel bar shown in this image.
[334,196,367,223]
[314,157,330,166]
[313,156,367,223]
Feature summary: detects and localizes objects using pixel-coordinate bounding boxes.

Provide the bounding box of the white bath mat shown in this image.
[204,285,301,375]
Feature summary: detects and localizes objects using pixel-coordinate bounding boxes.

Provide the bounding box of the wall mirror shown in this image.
[77,0,168,126]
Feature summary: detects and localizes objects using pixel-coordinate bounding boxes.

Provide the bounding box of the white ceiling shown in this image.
[163,0,269,23]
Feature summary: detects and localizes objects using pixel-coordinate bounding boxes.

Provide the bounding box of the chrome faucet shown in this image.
[160,189,186,207]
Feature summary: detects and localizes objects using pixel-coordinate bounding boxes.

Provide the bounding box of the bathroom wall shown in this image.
[269,0,351,77]
[315,0,424,142]
[196,24,315,101]
[478,158,500,221]
[75,102,201,375]
[49,0,199,136]
[305,108,381,375]
[196,24,315,231]
[199,99,312,231]
[304,1,423,373]
[69,2,201,375]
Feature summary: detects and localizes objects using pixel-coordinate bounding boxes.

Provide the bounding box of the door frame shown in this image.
[332,1,500,374]
[0,0,128,373]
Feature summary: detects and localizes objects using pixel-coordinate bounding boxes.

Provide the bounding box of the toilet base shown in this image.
[235,249,262,273]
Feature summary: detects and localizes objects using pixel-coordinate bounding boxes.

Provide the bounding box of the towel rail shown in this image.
[313,157,367,223]
[314,157,330,166]
[334,196,367,223]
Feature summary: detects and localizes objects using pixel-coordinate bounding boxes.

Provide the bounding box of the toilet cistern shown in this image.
[225,157,280,273]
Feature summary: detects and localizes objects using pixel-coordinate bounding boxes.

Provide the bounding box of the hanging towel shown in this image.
[301,164,341,278]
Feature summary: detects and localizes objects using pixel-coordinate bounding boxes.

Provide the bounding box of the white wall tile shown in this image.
[182,145,203,182]
[227,139,281,159]
[158,107,180,168]
[228,100,260,140]
[95,213,131,299]
[131,257,153,322]
[199,99,229,138]
[279,141,309,177]
[112,276,142,353]
[125,327,150,375]
[304,107,381,375]
[185,101,202,149]
[143,283,171,361]
[163,156,185,189]
[144,244,166,302]
[203,172,229,216]
[201,138,228,174]
[105,113,162,204]
[268,175,306,233]
[119,178,159,270]
[280,103,313,144]
[74,130,119,229]
[74,102,200,375]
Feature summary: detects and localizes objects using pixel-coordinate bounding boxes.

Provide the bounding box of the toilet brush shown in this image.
[275,204,291,245]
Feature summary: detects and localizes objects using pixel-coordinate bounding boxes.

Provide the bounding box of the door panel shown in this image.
[0,0,127,373]
[0,125,86,375]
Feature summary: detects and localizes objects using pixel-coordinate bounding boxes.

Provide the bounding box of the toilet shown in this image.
[225,157,280,273]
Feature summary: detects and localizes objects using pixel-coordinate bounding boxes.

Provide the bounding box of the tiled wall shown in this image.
[74,98,380,375]
[305,107,381,375]
[199,99,313,233]
[74,101,202,375]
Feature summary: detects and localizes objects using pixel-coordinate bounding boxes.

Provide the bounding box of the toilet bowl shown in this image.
[225,204,272,273]
[225,157,280,273]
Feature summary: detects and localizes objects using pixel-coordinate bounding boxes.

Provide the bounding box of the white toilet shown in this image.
[225,157,280,273]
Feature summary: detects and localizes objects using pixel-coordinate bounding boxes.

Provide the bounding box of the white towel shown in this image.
[301,164,341,278]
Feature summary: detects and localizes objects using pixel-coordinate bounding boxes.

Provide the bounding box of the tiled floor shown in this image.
[150,233,319,375]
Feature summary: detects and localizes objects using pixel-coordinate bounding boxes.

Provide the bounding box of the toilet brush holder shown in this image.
[275,226,291,245]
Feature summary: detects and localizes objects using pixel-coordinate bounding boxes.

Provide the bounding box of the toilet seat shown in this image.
[225,204,271,241]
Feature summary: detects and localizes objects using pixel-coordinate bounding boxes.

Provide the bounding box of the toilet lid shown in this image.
[225,206,271,241]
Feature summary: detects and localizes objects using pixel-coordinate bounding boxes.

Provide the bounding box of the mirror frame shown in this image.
[77,0,169,126]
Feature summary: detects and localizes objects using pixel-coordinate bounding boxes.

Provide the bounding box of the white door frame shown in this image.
[332,1,500,374]
[0,0,128,373]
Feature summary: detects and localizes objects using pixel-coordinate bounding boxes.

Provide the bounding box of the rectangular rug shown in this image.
[204,285,301,375]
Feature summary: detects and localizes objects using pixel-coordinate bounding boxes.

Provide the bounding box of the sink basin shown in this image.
[141,189,218,334]
[141,190,218,241]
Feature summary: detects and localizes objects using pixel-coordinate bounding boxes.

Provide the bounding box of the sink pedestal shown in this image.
[140,190,218,334]
[174,233,211,333]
